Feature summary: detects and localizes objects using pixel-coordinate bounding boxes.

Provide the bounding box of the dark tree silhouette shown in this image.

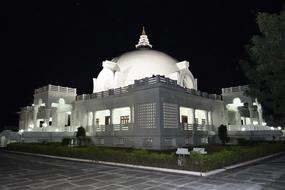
[240,8,285,125]
[218,125,230,145]
[76,126,86,138]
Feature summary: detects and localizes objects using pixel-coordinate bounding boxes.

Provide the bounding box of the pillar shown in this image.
[108,109,113,135]
[92,111,96,135]
[44,108,51,132]
[192,109,196,145]
[33,106,39,128]
[248,106,254,125]
[86,111,90,133]
[109,109,113,125]
[257,104,263,125]
[235,109,242,126]
[205,111,209,131]
[192,108,196,124]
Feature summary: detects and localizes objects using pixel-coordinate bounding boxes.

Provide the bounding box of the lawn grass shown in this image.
[6,141,285,172]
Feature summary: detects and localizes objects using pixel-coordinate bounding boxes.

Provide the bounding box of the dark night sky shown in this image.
[0,0,284,130]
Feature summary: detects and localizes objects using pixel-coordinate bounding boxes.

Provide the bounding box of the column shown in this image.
[192,108,196,124]
[33,106,39,128]
[45,108,51,132]
[192,109,196,145]
[70,111,75,132]
[205,111,209,131]
[208,111,214,131]
[86,111,90,133]
[130,106,134,123]
[235,109,242,126]
[92,111,96,135]
[109,109,113,125]
[53,108,58,130]
[110,109,114,136]
[257,104,263,125]
[248,106,254,125]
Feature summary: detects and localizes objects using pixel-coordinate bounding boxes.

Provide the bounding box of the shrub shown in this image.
[218,124,230,145]
[6,141,285,172]
[61,138,72,146]
[237,138,257,146]
[76,126,86,138]
[78,137,92,147]
[75,127,89,146]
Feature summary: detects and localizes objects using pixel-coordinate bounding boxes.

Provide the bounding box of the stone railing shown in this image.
[76,75,222,101]
[35,84,77,95]
[181,123,193,131]
[228,130,283,138]
[92,124,133,136]
[222,85,249,94]
[180,123,207,131]
[76,85,131,101]
[134,75,178,86]
[228,124,275,131]
[113,124,131,131]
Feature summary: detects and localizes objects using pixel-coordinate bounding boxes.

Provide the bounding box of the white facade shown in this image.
[16,28,283,149]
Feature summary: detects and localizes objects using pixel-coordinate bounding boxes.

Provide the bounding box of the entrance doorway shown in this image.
[181,115,188,124]
[181,115,188,128]
[105,116,111,125]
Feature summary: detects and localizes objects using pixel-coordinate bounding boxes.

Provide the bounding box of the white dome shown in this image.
[114,50,179,86]
[93,29,196,93]
[93,49,197,93]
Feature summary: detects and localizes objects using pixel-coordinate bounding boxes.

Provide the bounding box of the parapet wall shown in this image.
[76,75,222,101]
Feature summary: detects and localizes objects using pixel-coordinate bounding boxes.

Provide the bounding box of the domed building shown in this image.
[14,28,281,150]
[93,27,197,93]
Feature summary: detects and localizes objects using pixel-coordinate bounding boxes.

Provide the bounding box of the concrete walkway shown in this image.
[0,151,285,190]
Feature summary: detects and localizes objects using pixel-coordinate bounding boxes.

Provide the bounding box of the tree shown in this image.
[76,126,86,146]
[76,126,86,138]
[76,126,86,137]
[240,9,285,124]
[218,125,230,145]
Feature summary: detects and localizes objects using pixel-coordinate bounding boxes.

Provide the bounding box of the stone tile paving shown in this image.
[0,150,285,190]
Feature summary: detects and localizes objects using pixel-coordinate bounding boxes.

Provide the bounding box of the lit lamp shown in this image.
[18,129,24,134]
[28,124,34,132]
[18,129,24,142]
[41,122,48,132]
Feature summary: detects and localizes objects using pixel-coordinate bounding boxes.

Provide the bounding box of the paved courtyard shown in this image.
[0,151,285,190]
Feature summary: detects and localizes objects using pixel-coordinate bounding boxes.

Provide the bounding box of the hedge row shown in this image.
[187,142,285,171]
[6,142,285,172]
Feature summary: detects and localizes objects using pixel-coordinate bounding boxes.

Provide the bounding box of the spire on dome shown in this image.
[142,26,146,35]
[135,26,152,49]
